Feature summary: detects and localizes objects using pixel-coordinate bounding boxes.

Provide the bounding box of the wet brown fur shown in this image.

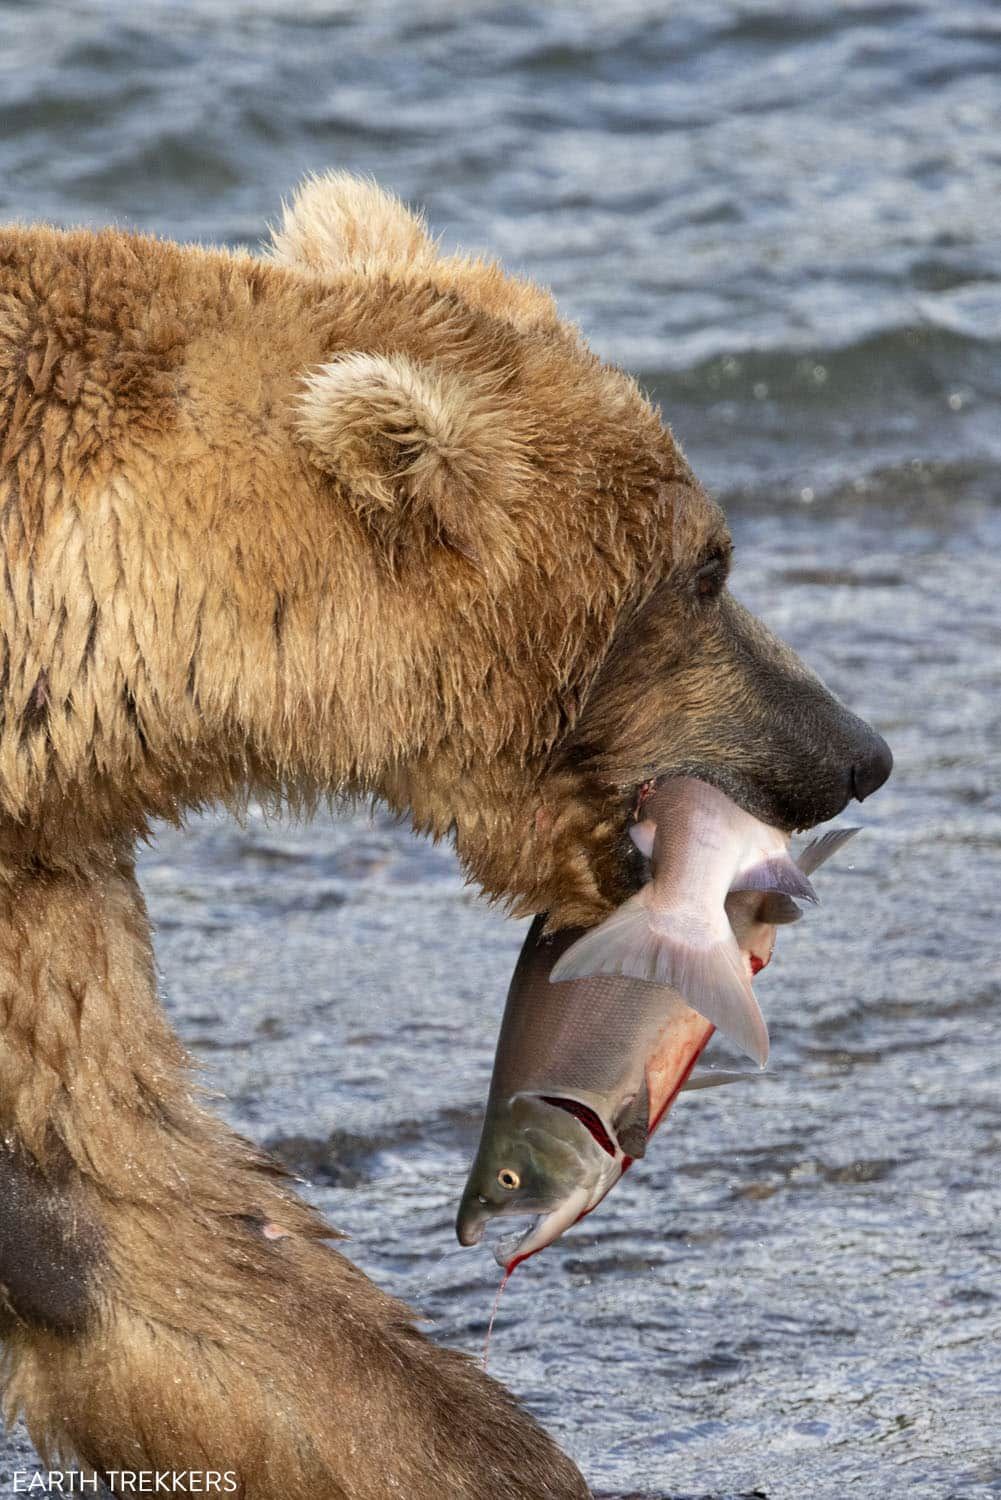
[0,846,590,1497]
[0,180,712,923]
[0,174,884,1494]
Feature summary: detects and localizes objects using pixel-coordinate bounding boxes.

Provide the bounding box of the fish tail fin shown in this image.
[549,892,657,983]
[669,938,770,1067]
[796,825,861,875]
[731,853,818,904]
[551,904,769,1067]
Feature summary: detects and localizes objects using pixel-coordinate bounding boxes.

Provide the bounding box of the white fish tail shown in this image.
[550,897,769,1067]
[666,935,770,1066]
[549,892,657,982]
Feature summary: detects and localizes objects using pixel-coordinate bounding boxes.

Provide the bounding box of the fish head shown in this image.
[456,1094,617,1264]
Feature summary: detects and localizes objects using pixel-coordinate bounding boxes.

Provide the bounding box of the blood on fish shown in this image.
[502,1203,598,1278]
[750,955,765,976]
[646,1030,714,1138]
[539,1096,617,1158]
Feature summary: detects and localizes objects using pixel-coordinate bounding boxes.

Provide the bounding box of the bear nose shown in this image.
[850,732,893,802]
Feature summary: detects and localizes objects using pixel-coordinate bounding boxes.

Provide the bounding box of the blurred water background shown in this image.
[0,2,999,1496]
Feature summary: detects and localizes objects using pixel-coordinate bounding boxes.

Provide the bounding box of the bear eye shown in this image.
[693,551,729,600]
[497,1168,521,1190]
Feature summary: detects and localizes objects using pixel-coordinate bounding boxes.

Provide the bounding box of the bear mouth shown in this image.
[631,768,814,837]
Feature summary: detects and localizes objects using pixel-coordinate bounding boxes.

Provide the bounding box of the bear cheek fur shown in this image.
[367,470,724,929]
[295,336,705,929]
[368,480,729,932]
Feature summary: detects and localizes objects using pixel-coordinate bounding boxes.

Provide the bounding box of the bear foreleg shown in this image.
[0,846,589,1500]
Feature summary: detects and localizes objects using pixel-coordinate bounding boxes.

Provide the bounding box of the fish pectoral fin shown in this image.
[795,825,861,875]
[612,1079,650,1159]
[757,893,803,926]
[731,854,819,904]
[628,819,657,860]
[681,1068,766,1091]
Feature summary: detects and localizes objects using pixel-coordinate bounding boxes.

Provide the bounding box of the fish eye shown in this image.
[497,1168,521,1190]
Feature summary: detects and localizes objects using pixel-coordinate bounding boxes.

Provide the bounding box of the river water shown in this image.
[0,3,999,1497]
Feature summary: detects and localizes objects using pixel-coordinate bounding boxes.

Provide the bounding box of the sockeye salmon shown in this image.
[456,825,858,1271]
[455,914,721,1269]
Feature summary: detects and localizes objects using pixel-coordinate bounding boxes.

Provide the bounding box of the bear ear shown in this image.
[268,172,569,336]
[296,352,523,571]
[268,171,576,340]
[267,172,436,278]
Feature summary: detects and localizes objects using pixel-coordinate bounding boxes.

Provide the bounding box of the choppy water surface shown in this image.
[0,3,999,1497]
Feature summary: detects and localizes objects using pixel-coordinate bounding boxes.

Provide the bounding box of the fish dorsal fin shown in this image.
[795,826,861,876]
[730,854,818,904]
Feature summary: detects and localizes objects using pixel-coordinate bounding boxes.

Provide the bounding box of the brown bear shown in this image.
[0,173,890,1497]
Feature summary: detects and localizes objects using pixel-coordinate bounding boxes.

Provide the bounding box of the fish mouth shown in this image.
[491,1187,595,1270]
[456,1189,554,1249]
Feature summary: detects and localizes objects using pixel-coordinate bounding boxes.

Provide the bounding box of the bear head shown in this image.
[269,175,890,925]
